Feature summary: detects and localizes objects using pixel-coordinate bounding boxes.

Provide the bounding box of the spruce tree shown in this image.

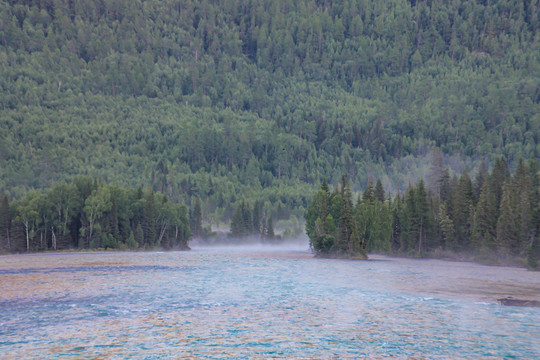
[439,202,456,251]
[414,179,429,254]
[452,170,474,249]
[321,179,329,193]
[513,158,533,254]
[474,161,489,198]
[339,175,354,254]
[403,185,416,253]
[497,181,519,255]
[473,179,497,251]
[439,168,451,202]
[490,157,510,216]
[390,194,402,252]
[305,180,331,245]
[374,179,385,203]
[363,178,375,204]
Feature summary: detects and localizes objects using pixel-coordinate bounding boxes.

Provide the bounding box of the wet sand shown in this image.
[367,254,540,303]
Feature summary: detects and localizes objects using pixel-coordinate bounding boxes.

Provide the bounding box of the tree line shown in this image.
[306,157,540,269]
[0,177,192,252]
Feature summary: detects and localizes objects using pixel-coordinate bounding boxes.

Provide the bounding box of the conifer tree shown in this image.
[321,179,329,193]
[374,178,385,203]
[305,180,331,245]
[497,181,519,254]
[513,158,533,254]
[439,202,456,250]
[339,175,354,253]
[452,170,474,249]
[363,178,375,204]
[474,161,489,198]
[414,179,429,254]
[439,168,451,202]
[400,184,414,252]
[490,157,510,216]
[390,194,402,252]
[473,179,497,251]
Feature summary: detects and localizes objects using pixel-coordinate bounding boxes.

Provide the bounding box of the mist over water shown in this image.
[190,236,311,253]
[1,246,539,359]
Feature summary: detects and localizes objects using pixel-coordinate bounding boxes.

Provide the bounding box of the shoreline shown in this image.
[1,244,534,269]
[1,247,539,305]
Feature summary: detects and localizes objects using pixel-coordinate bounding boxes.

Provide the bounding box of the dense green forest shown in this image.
[0,177,191,252]
[0,0,539,233]
[306,157,540,268]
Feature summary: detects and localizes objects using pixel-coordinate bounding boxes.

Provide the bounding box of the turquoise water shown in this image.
[1,245,539,359]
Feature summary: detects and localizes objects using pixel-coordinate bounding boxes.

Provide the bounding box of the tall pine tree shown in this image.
[473,179,497,251]
[497,181,519,255]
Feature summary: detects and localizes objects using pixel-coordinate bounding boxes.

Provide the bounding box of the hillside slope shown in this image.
[1,0,538,223]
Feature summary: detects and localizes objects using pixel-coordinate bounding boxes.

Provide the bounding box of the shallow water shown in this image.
[1,244,539,359]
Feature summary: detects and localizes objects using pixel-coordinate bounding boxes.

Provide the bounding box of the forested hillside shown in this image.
[1,0,539,231]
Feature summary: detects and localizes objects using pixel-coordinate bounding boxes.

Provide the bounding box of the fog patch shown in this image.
[190,233,310,253]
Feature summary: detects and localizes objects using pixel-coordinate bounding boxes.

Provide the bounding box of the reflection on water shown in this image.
[1,246,539,359]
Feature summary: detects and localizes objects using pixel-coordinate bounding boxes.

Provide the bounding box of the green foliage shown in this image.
[5,178,190,252]
[189,197,203,238]
[439,203,456,250]
[306,157,540,266]
[472,180,497,251]
[356,196,392,254]
[0,193,11,251]
[230,199,273,239]
[306,177,368,258]
[266,215,275,239]
[0,0,538,228]
[452,171,474,249]
[497,181,520,254]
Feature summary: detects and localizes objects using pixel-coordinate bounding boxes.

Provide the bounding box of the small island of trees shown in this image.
[306,157,539,270]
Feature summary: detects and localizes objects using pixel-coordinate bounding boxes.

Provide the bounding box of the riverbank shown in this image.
[366,253,540,303]
[413,248,532,269]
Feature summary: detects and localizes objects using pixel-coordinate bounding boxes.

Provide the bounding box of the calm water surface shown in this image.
[1,244,539,359]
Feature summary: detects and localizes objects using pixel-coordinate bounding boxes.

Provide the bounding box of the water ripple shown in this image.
[0,250,539,359]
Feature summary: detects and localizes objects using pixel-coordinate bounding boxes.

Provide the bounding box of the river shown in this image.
[1,243,539,359]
